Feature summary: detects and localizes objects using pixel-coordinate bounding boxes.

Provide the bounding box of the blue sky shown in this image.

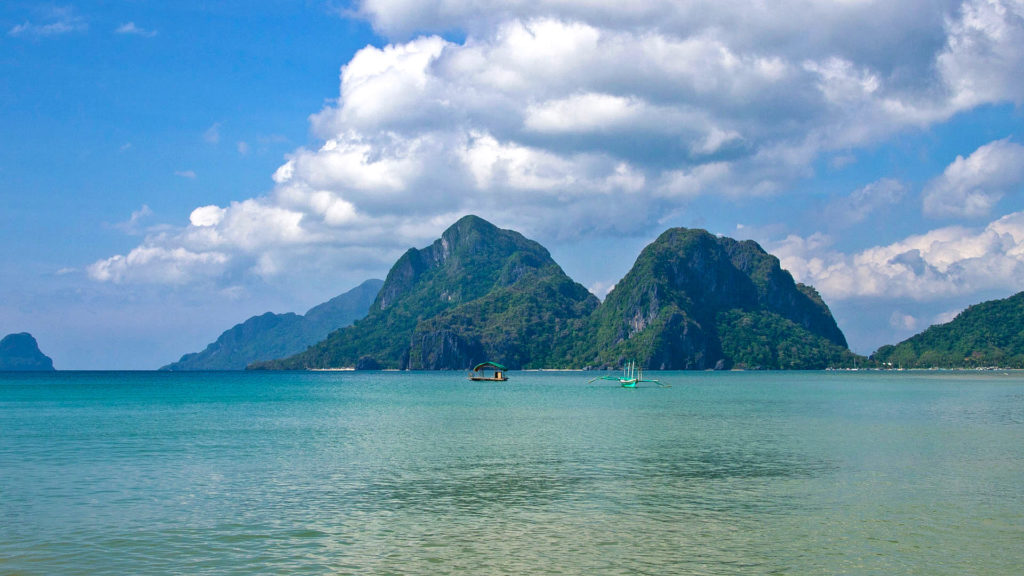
[2,1,1024,369]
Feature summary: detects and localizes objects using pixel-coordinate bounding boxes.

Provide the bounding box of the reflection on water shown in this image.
[2,370,1024,574]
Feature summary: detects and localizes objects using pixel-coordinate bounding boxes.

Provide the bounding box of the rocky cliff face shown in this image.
[721,238,847,347]
[254,215,599,370]
[253,217,852,371]
[588,228,851,369]
[0,332,55,371]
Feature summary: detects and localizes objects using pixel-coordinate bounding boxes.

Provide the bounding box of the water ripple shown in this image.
[3,370,1024,574]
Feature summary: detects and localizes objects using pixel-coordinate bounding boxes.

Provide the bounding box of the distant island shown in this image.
[0,332,55,371]
[250,215,857,371]
[251,215,599,370]
[162,279,383,370]
[872,291,1024,369]
[587,227,853,369]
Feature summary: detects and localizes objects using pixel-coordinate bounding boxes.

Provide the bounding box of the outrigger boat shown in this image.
[469,361,508,381]
[588,361,661,388]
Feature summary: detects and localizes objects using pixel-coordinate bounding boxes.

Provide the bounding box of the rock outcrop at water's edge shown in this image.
[0,332,55,371]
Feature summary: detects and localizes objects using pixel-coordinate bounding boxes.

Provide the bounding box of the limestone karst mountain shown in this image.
[252,216,854,370]
[252,215,599,370]
[587,227,852,370]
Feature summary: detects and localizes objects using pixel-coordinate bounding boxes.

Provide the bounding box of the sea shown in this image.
[2,370,1022,575]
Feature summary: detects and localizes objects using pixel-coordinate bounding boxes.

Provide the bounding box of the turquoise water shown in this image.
[2,370,1023,575]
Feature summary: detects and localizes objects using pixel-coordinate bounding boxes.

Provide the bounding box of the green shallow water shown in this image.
[2,370,1023,574]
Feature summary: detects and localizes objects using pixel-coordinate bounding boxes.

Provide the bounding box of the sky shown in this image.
[2,0,1024,369]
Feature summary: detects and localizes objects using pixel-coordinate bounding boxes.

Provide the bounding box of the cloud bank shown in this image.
[776,209,1024,301]
[89,0,1024,301]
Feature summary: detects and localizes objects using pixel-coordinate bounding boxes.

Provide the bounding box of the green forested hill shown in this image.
[586,228,854,369]
[872,292,1024,368]
[252,216,599,370]
[162,279,382,370]
[251,216,856,370]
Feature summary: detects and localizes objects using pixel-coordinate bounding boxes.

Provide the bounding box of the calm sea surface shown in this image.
[2,370,1023,575]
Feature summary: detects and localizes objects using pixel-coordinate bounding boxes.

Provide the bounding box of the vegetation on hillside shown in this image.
[163,279,382,370]
[872,292,1024,368]
[586,228,853,369]
[252,216,598,370]
[252,217,858,371]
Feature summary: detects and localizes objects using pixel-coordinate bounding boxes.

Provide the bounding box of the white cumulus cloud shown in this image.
[189,206,226,227]
[923,138,1024,218]
[89,0,1024,286]
[775,210,1024,301]
[938,0,1024,109]
[524,93,645,134]
[88,246,230,285]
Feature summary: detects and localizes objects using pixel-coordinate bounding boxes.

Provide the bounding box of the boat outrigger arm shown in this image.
[588,361,661,388]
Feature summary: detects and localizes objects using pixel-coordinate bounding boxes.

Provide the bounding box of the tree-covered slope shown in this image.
[872,291,1024,368]
[0,332,55,371]
[586,228,854,369]
[162,279,382,370]
[252,215,598,370]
